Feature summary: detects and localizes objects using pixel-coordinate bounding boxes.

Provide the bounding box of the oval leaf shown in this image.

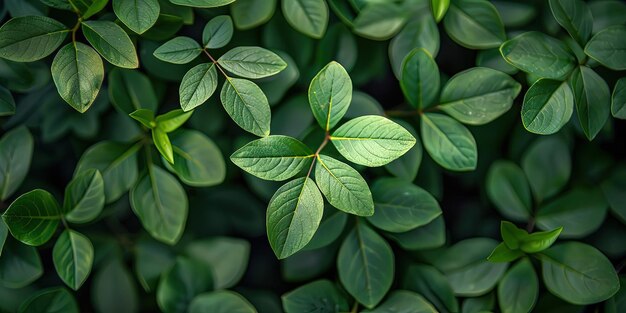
[64,169,105,223]
[421,113,477,171]
[220,77,271,137]
[282,0,328,39]
[0,16,68,62]
[81,20,139,69]
[2,189,62,246]
[153,36,202,64]
[52,230,94,290]
[180,63,218,112]
[521,79,574,135]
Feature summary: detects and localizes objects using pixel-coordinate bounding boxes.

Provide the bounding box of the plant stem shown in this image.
[71,17,82,43]
[203,49,230,79]
[305,131,331,179]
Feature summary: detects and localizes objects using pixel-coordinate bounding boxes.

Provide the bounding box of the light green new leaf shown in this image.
[400,48,439,109]
[0,86,15,116]
[500,221,528,250]
[612,77,626,119]
[75,141,140,203]
[156,109,193,132]
[569,66,610,140]
[362,290,437,313]
[367,178,441,233]
[169,130,226,187]
[500,32,577,80]
[521,136,570,202]
[536,188,607,238]
[520,227,562,253]
[353,3,407,41]
[220,78,271,137]
[153,129,173,164]
[314,155,374,216]
[169,0,235,8]
[2,189,62,246]
[70,0,108,19]
[549,0,593,46]
[130,109,156,128]
[157,257,213,313]
[282,280,349,313]
[64,169,104,224]
[439,67,521,125]
[218,47,286,79]
[331,115,416,167]
[230,135,313,181]
[389,15,440,79]
[266,177,324,259]
[0,16,68,62]
[421,113,477,171]
[431,0,450,22]
[486,161,532,222]
[81,20,139,69]
[231,0,276,30]
[309,61,352,130]
[180,63,218,112]
[444,0,506,49]
[51,42,104,113]
[130,165,188,245]
[113,0,160,34]
[498,258,538,313]
[338,222,394,309]
[487,242,524,263]
[0,126,34,201]
[202,15,233,49]
[184,237,249,289]
[18,287,79,313]
[584,25,626,70]
[540,242,619,305]
[108,68,158,115]
[282,0,328,39]
[153,36,202,64]
[189,291,256,313]
[521,79,574,135]
[52,230,94,290]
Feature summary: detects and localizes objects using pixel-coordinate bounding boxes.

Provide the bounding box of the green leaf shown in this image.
[52,230,94,290]
[0,221,6,257]
[168,0,234,7]
[153,36,202,64]
[338,222,394,309]
[385,215,446,250]
[443,0,506,49]
[152,129,174,162]
[487,242,524,263]
[400,48,439,109]
[384,121,422,182]
[220,78,271,137]
[367,178,441,233]
[500,32,577,80]
[569,66,610,140]
[0,86,15,116]
[389,15,440,79]
[421,113,477,171]
[231,0,276,30]
[129,109,156,128]
[486,161,532,222]
[500,221,528,250]
[51,42,104,113]
[521,136,571,202]
[521,79,574,135]
[218,46,286,79]
[549,0,593,46]
[0,239,43,288]
[520,227,562,254]
[189,291,256,313]
[362,290,437,313]
[92,259,139,313]
[135,238,175,292]
[230,135,313,181]
[539,242,619,305]
[584,25,626,70]
[0,126,34,201]
[184,237,249,289]
[536,188,607,238]
[308,61,352,131]
[331,115,416,167]
[180,63,218,112]
[282,0,329,39]
[71,0,108,19]
[108,68,158,115]
[0,16,68,62]
[314,155,374,216]
[304,210,348,250]
[157,257,213,313]
[202,15,233,49]
[402,264,459,313]
[266,177,323,259]
[353,3,407,41]
[612,77,626,119]
[476,47,518,74]
[113,0,160,34]
[431,0,450,22]
[18,287,79,313]
[439,67,522,125]
[81,20,139,69]
[282,280,349,313]
[75,141,140,203]
[2,189,62,246]
[156,109,193,132]
[64,169,104,224]
[497,258,538,313]
[130,165,188,245]
[602,166,626,224]
[169,130,226,187]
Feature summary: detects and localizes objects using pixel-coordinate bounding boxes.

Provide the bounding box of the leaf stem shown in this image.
[350,301,359,313]
[203,49,230,79]
[61,217,69,230]
[71,17,83,43]
[305,131,331,179]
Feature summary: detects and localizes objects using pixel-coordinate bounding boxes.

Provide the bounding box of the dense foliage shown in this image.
[0,0,625,312]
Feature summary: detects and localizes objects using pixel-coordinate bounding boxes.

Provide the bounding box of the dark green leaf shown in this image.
[612,77,626,119]
[189,291,256,313]
[536,188,607,238]
[0,16,68,62]
[113,0,159,34]
[282,280,349,313]
[521,136,571,202]
[497,258,538,313]
[421,113,477,171]
[169,0,234,8]
[168,129,225,187]
[402,264,459,313]
[202,15,233,49]
[64,169,104,223]
[486,161,532,221]
[444,0,506,49]
[521,79,574,135]
[92,259,139,313]
[153,36,202,64]
[282,0,329,39]
[0,240,42,288]
[184,237,249,289]
[82,20,139,69]
[231,0,276,30]
[18,287,78,313]
[362,290,437,313]
[549,0,593,46]
[0,126,34,201]
[0,85,15,116]
[108,68,158,115]
[157,257,213,313]
[400,48,439,109]
[2,189,61,246]
[389,15,439,79]
[584,25,626,70]
[353,3,407,41]
[569,66,610,140]
[52,230,94,290]
[220,78,271,137]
